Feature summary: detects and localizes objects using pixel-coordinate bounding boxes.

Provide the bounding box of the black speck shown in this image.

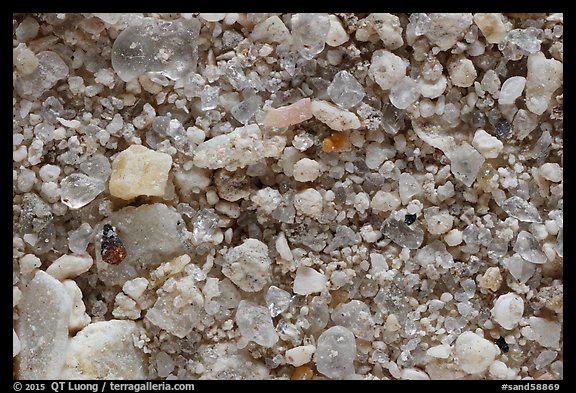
[495,336,509,353]
[404,214,416,225]
[495,118,511,139]
[101,224,124,253]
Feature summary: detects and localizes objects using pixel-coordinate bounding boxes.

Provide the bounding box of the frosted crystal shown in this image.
[17,271,71,379]
[60,173,105,209]
[111,18,200,82]
[513,231,547,264]
[327,71,365,109]
[500,196,542,223]
[291,13,331,60]
[415,240,454,268]
[236,300,278,347]
[445,143,485,187]
[390,77,421,110]
[14,51,69,100]
[19,192,55,255]
[526,317,561,349]
[492,293,524,330]
[381,211,424,249]
[506,28,543,54]
[80,154,112,182]
[399,173,422,204]
[156,351,175,377]
[231,95,262,124]
[95,203,189,286]
[191,209,219,243]
[316,326,356,379]
[504,254,535,282]
[513,109,539,140]
[325,225,361,253]
[265,286,291,317]
[410,13,432,36]
[535,350,557,370]
[200,85,220,111]
[152,115,193,155]
[381,104,406,135]
[331,300,374,340]
[224,60,248,90]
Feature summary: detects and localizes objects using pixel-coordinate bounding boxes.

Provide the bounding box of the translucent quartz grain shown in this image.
[265,286,291,317]
[327,71,365,109]
[60,174,106,209]
[316,326,356,379]
[514,231,547,264]
[112,18,200,82]
[236,300,279,347]
[291,13,331,60]
[500,196,542,223]
[14,51,69,100]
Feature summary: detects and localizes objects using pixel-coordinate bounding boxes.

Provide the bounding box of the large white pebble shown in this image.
[316,326,356,379]
[46,254,93,281]
[61,320,148,379]
[17,271,72,379]
[491,293,524,330]
[109,145,172,200]
[293,266,326,295]
[454,331,499,374]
